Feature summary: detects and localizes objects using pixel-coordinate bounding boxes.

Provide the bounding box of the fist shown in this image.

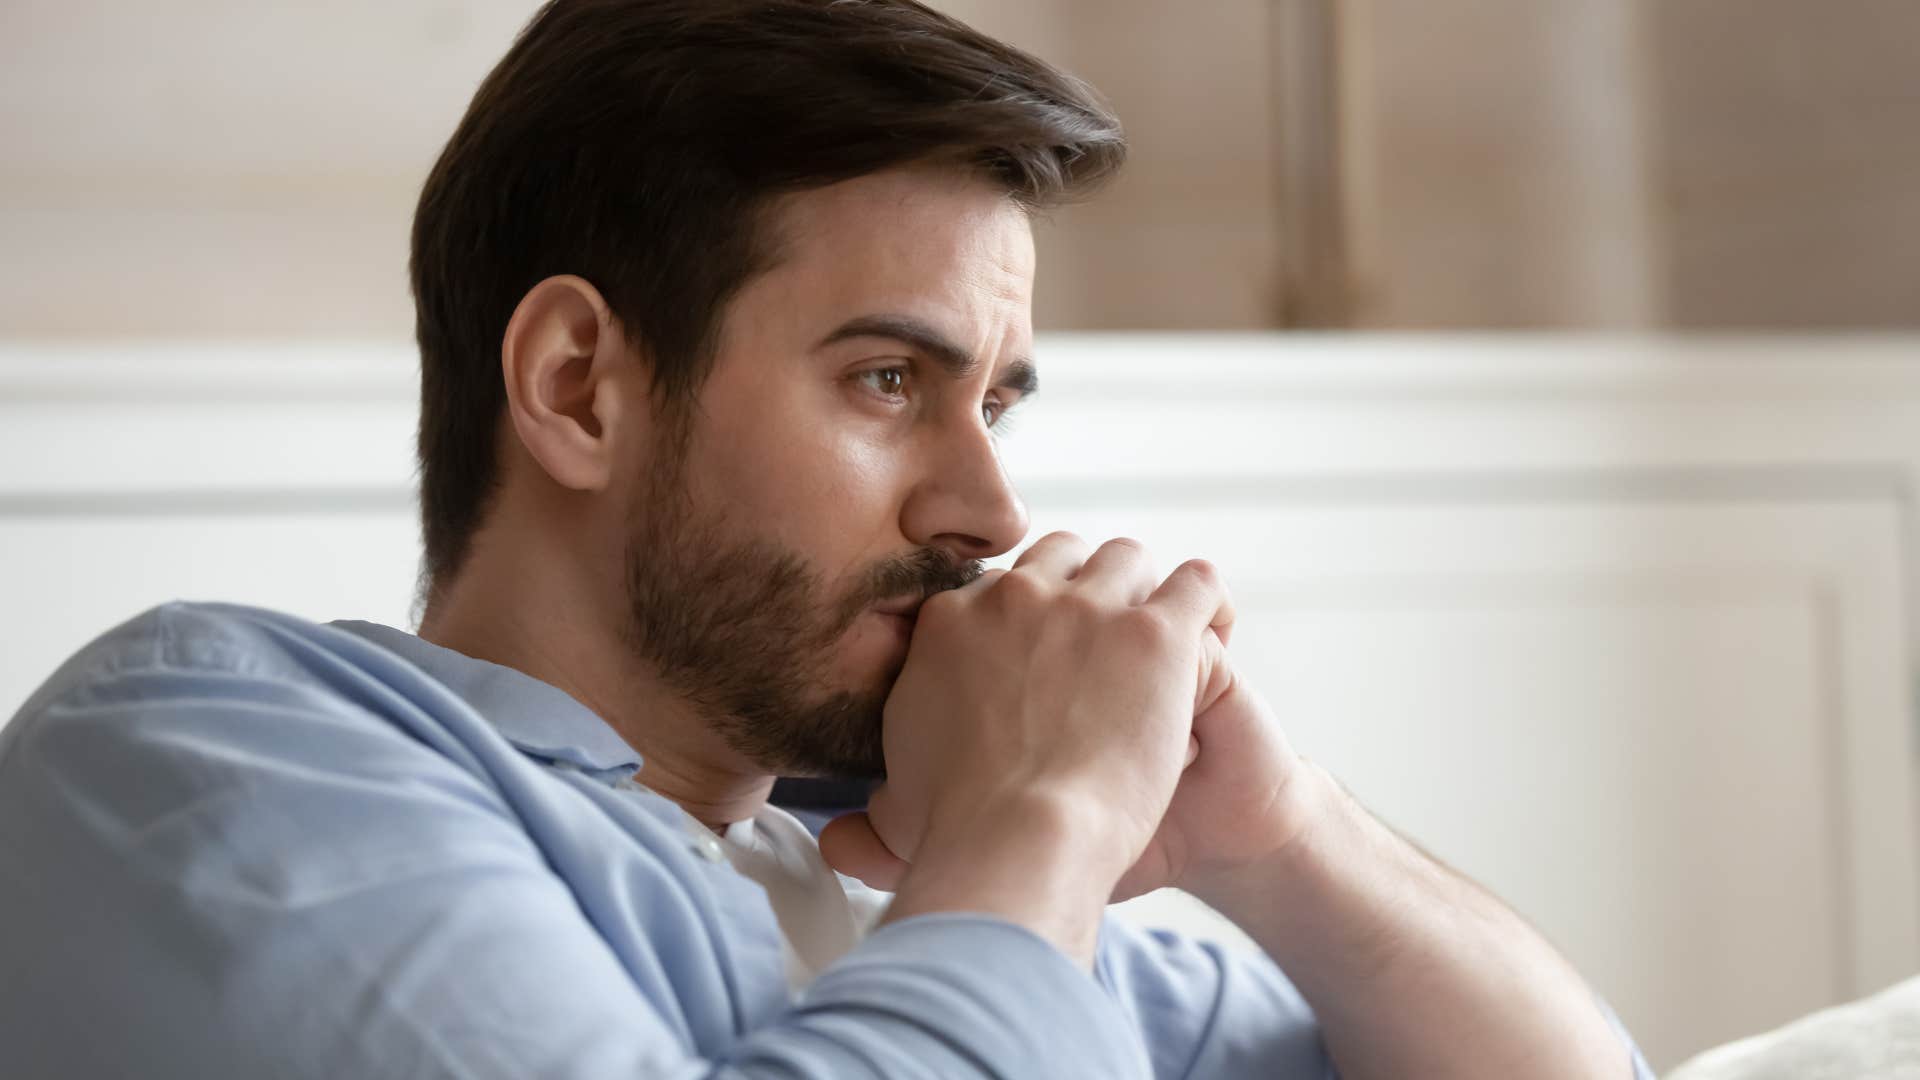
[821,532,1235,897]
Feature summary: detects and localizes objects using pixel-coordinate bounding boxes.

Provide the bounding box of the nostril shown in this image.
[933,533,995,559]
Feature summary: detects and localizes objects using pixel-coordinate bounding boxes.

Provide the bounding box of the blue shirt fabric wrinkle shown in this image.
[0,602,1646,1078]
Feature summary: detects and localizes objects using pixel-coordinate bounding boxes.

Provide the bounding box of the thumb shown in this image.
[818,811,910,891]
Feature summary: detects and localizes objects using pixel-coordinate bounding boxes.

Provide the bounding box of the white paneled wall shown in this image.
[3,335,1919,1070]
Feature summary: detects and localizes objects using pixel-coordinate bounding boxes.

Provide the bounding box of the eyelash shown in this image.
[854,365,1018,432]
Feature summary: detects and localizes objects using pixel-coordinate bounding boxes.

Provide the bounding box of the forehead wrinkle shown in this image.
[739,168,1037,385]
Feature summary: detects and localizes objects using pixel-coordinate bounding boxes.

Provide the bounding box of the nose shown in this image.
[898,421,1029,562]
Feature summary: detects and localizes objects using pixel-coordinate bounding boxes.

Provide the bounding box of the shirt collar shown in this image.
[329,620,644,778]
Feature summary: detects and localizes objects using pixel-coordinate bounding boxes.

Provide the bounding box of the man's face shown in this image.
[621,166,1036,779]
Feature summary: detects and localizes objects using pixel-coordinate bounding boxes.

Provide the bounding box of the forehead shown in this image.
[735,165,1037,348]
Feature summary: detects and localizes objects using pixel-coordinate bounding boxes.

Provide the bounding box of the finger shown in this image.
[1008,530,1091,582]
[1073,537,1157,604]
[818,811,910,891]
[921,568,1002,620]
[1146,558,1235,637]
[957,567,1006,593]
[1194,627,1236,714]
[1212,599,1237,648]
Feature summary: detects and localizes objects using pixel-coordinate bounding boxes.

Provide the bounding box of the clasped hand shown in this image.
[820,532,1309,904]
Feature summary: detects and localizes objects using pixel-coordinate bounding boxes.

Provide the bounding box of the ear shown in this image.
[499,274,630,492]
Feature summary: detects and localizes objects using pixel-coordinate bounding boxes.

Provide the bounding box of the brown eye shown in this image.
[858,368,908,397]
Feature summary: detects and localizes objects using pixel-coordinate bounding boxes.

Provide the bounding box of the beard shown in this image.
[621,457,979,780]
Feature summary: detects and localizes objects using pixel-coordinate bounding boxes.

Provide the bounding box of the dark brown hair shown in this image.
[410,0,1125,593]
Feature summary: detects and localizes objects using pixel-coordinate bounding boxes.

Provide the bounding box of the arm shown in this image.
[1189,755,1650,1079]
[825,544,1652,1078]
[1130,618,1652,1079]
[0,608,1146,1079]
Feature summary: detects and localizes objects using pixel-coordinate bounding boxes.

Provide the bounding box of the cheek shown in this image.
[705,417,906,549]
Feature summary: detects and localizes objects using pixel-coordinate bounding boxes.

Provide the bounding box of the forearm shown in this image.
[1192,762,1629,1079]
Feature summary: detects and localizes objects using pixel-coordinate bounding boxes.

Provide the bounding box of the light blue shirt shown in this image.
[0,603,1651,1077]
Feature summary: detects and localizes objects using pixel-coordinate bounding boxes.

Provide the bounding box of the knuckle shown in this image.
[993,567,1050,604]
[1119,606,1177,648]
[1034,530,1088,555]
[1177,557,1222,587]
[1102,536,1146,554]
[1057,589,1105,618]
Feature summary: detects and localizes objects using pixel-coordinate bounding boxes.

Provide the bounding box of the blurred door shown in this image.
[1325,0,1920,329]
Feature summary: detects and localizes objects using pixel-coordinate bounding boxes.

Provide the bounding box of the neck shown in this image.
[418,507,775,830]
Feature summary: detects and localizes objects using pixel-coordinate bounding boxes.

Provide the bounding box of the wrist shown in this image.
[885,791,1123,968]
[1184,758,1348,915]
[1186,763,1452,983]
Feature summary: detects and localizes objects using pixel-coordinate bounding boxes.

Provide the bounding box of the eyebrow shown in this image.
[815,313,1039,396]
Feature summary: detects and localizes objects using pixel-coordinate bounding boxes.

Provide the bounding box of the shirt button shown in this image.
[691,833,727,863]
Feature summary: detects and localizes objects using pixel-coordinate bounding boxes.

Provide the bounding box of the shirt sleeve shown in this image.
[1095,914,1338,1079]
[1095,911,1657,1080]
[0,616,1148,1079]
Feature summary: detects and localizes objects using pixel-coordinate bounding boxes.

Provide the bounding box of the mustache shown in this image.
[835,548,982,628]
[870,547,982,600]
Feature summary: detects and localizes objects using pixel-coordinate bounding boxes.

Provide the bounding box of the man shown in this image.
[0,1,1653,1076]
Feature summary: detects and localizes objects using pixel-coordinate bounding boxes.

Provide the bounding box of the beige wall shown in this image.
[946,1,1285,329]
[1332,0,1920,329]
[1645,0,1920,328]
[1336,0,1660,327]
[0,1,1284,337]
[0,1,1914,336]
[0,1,530,338]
